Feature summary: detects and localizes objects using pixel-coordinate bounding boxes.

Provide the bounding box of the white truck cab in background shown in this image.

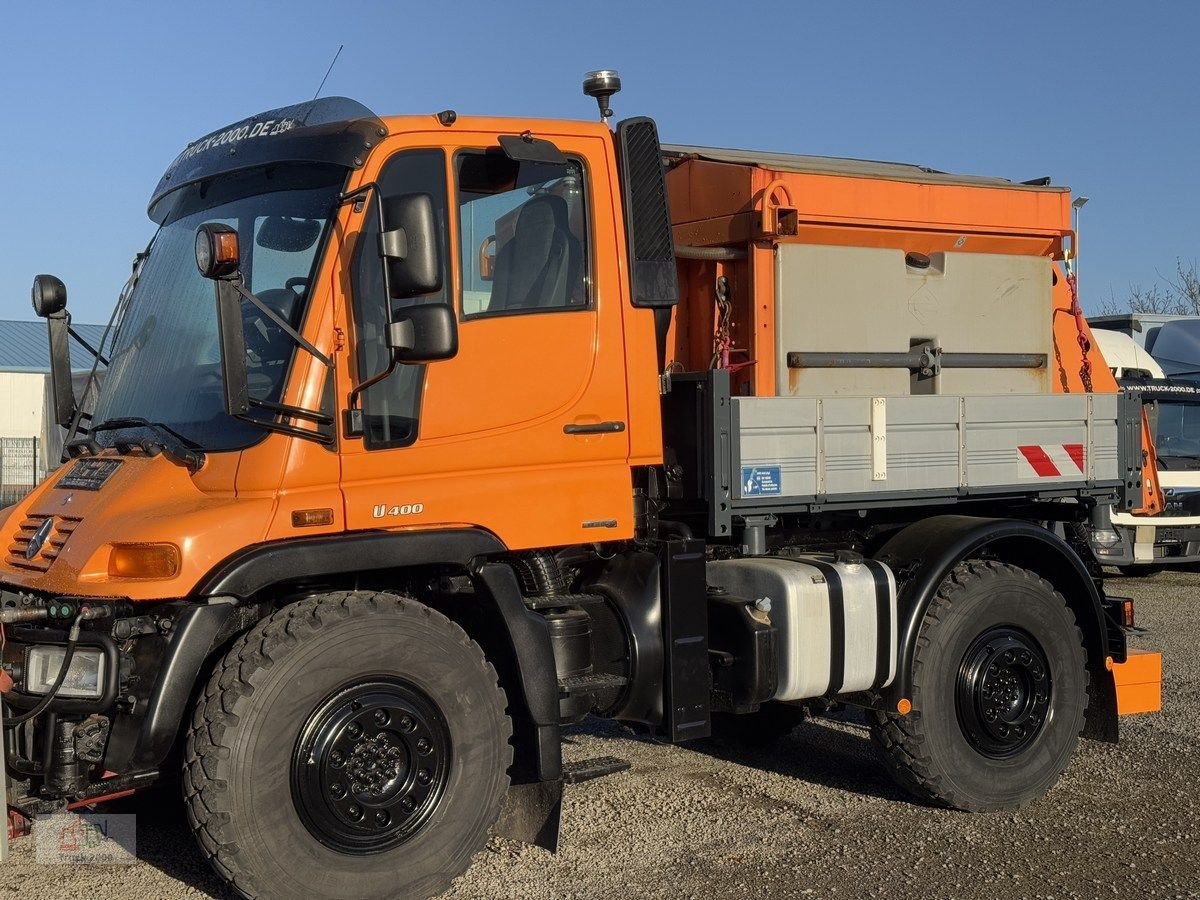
[1092,328,1200,573]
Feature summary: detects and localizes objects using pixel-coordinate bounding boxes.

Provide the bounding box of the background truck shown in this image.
[1,73,1161,900]
[1090,312,1200,376]
[1090,327,1200,572]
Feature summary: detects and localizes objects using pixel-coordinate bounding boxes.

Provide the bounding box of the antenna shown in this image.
[312,44,345,101]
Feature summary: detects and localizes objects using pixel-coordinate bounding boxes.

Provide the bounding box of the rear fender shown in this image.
[874,515,1121,742]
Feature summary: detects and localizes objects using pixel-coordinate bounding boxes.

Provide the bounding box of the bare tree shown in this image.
[1102,258,1200,315]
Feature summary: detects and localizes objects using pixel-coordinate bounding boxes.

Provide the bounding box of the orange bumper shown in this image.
[1112,649,1162,715]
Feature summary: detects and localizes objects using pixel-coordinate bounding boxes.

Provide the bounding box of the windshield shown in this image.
[91,164,345,451]
[1150,399,1200,466]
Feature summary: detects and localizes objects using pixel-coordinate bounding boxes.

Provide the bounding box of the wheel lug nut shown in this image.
[330,750,345,766]
[417,768,432,785]
[347,723,363,739]
[373,709,389,727]
[330,782,346,799]
[347,804,363,821]
[417,738,432,755]
[399,715,415,733]
[401,797,416,812]
[375,810,390,827]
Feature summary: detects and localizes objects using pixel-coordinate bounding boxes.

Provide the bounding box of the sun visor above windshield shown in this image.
[148,97,386,223]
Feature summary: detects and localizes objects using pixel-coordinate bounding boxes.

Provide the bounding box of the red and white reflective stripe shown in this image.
[1018,444,1086,478]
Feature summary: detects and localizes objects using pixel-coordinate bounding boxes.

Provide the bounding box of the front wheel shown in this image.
[184,591,511,900]
[870,561,1088,811]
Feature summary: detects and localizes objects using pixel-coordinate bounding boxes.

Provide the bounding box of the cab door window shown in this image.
[351,149,449,449]
[456,151,589,316]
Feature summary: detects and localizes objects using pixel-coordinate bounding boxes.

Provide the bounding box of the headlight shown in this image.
[24,645,107,699]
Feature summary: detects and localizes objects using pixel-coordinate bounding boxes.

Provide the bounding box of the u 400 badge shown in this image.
[372,503,424,519]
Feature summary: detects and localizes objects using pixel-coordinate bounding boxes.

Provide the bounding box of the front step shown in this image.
[562,755,632,784]
[524,593,608,611]
[557,672,629,696]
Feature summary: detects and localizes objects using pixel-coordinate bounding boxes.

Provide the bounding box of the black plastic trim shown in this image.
[614,117,679,310]
[128,602,237,769]
[474,562,562,783]
[196,528,506,599]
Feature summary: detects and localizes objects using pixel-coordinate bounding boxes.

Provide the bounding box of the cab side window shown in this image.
[351,149,449,449]
[456,150,589,316]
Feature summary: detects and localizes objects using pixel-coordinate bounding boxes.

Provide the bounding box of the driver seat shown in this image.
[488,194,581,312]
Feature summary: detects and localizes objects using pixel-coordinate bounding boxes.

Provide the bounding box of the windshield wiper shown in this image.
[71,417,206,471]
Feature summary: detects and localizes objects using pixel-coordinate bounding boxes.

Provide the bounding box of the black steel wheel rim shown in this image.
[955,626,1052,759]
[292,678,451,854]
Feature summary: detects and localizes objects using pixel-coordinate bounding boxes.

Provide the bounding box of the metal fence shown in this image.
[0,437,43,507]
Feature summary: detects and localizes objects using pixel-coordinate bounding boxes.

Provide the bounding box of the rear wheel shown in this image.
[870,561,1087,811]
[184,591,511,900]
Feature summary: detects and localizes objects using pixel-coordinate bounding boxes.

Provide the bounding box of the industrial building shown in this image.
[0,319,105,502]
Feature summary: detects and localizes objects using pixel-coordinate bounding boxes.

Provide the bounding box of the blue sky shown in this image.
[1,1,1197,324]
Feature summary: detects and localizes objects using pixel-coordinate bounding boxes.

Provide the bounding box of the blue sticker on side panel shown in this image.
[741,465,782,496]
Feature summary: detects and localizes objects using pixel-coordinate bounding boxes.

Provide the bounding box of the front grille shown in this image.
[7,514,82,572]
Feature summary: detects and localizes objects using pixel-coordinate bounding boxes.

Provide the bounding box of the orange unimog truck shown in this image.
[1,73,1161,898]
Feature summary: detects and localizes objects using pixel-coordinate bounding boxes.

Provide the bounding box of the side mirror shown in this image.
[379,193,442,298]
[387,303,458,362]
[30,275,77,427]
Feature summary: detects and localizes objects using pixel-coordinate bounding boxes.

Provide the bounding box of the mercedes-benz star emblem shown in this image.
[25,517,54,560]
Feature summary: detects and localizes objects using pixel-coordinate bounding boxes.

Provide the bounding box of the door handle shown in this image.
[564,421,626,435]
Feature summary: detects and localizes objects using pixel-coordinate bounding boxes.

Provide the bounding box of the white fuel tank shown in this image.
[706,556,897,701]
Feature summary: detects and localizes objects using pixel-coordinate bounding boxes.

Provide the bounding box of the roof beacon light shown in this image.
[582,70,621,121]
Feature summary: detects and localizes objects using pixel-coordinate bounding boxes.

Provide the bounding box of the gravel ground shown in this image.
[2,569,1196,899]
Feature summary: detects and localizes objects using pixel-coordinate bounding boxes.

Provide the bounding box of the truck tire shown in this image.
[869,561,1087,811]
[184,591,511,900]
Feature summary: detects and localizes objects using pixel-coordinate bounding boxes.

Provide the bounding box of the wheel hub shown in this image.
[956,627,1052,758]
[292,679,451,854]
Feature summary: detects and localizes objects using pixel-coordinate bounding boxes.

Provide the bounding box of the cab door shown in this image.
[338,130,633,549]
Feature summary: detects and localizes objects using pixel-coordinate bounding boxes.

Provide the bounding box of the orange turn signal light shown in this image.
[292,508,335,528]
[195,223,241,279]
[108,543,181,579]
[896,698,912,715]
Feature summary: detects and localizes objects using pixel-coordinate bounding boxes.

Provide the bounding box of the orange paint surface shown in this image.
[1113,650,1162,715]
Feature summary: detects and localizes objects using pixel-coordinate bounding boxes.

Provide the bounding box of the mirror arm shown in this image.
[214,280,250,416]
[233,412,335,445]
[46,311,78,428]
[67,326,110,367]
[346,350,399,413]
[247,396,333,426]
[229,280,332,367]
[340,179,404,418]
